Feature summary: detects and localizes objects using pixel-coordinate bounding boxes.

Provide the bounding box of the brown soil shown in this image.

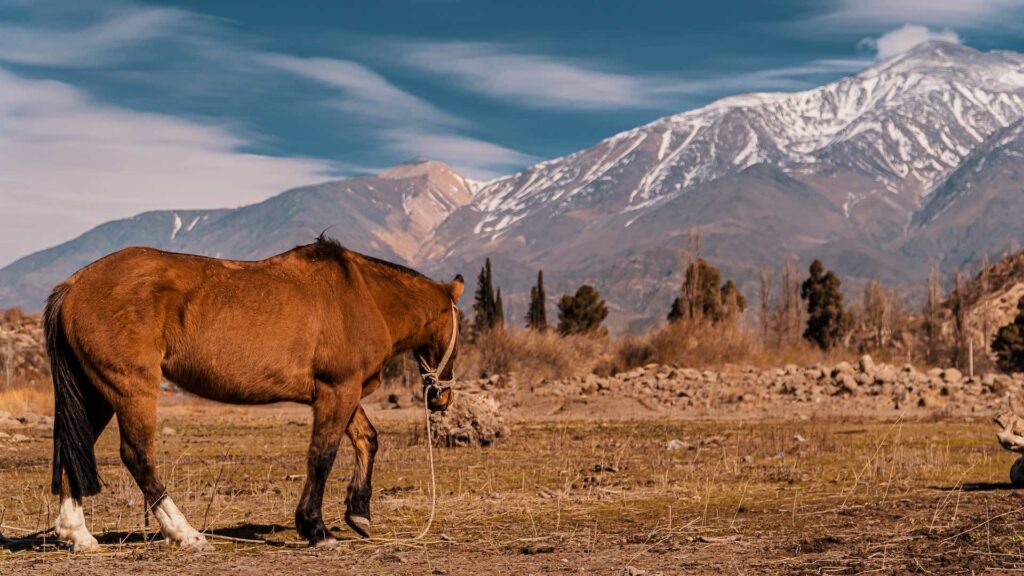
[3,392,1024,575]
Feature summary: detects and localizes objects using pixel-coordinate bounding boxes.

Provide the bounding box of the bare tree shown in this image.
[680,229,704,322]
[758,266,774,343]
[923,263,943,364]
[863,279,887,350]
[0,328,13,390]
[775,261,802,347]
[950,270,969,369]
[979,253,991,355]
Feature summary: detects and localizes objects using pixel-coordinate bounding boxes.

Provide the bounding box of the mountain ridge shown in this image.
[5,41,1024,331]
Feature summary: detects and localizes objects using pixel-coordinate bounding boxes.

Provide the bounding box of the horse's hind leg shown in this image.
[54,396,113,552]
[114,391,208,550]
[296,381,361,546]
[344,405,377,538]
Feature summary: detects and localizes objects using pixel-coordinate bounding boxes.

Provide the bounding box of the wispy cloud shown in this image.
[261,53,533,177]
[0,5,194,67]
[398,42,657,109]
[809,0,1024,30]
[397,41,870,110]
[859,25,961,60]
[259,54,459,126]
[0,67,335,266]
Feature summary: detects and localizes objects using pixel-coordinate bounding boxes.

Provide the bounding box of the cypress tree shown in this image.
[800,259,847,351]
[526,270,548,331]
[557,285,609,336]
[494,288,505,330]
[668,259,745,323]
[473,258,497,334]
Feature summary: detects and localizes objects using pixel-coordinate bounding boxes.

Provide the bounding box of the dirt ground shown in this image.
[3,393,1024,575]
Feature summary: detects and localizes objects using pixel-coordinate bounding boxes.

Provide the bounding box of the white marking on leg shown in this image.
[55,497,99,553]
[153,496,209,550]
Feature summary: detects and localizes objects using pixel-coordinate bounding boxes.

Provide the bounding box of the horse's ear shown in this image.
[448,274,465,302]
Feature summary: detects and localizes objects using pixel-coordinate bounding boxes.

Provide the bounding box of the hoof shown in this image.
[311,536,339,548]
[175,533,210,552]
[345,514,371,538]
[70,535,101,554]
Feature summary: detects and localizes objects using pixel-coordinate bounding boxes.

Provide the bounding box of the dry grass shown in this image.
[2,402,1023,574]
[455,329,613,383]
[0,382,52,416]
[613,320,856,373]
[373,323,867,391]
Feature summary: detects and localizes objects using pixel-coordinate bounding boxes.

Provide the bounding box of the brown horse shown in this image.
[44,235,462,551]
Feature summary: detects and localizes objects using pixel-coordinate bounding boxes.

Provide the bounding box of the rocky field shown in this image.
[434,355,1022,425]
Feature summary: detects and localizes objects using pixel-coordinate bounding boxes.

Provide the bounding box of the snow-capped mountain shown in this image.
[435,41,1024,251]
[416,41,1024,327]
[5,41,1024,330]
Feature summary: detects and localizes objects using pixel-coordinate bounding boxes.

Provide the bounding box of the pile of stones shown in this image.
[522,355,1023,415]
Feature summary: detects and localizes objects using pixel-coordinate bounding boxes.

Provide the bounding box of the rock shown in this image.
[837,374,859,396]
[942,368,963,384]
[10,433,30,442]
[430,391,509,448]
[622,567,646,576]
[804,368,824,380]
[859,355,876,374]
[161,426,177,436]
[0,417,21,428]
[666,439,689,451]
[793,434,806,443]
[875,367,898,384]
[520,543,555,555]
[16,413,41,425]
[832,362,854,377]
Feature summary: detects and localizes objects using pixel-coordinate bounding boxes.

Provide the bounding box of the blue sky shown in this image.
[4,0,1024,266]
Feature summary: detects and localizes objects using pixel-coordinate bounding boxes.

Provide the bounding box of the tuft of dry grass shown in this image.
[0,383,53,415]
[456,328,613,383]
[610,320,858,373]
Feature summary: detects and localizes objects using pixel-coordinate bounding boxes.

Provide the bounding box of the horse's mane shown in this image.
[305,233,428,280]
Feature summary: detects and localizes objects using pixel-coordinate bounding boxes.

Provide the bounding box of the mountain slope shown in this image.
[417,41,1024,326]
[0,159,470,311]
[6,42,1024,331]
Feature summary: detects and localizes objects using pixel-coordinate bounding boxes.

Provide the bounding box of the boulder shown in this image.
[832,362,855,377]
[942,368,964,384]
[837,374,859,396]
[430,391,510,448]
[874,367,898,384]
[858,355,876,374]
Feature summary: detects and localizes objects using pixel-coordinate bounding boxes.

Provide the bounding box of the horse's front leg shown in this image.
[344,405,377,538]
[295,381,360,546]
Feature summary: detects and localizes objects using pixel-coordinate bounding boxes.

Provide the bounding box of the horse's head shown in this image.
[415,274,464,412]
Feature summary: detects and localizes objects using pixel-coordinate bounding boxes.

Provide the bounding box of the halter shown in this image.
[417,301,459,393]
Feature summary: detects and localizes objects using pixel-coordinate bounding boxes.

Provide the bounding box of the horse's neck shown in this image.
[359,264,439,353]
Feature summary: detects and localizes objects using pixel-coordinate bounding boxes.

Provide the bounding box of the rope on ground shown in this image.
[414,388,438,540]
[8,396,444,551]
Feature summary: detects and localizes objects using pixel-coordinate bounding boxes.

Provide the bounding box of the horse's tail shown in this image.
[45,284,101,498]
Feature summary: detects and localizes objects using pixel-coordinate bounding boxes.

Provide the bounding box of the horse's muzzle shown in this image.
[426,385,454,412]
